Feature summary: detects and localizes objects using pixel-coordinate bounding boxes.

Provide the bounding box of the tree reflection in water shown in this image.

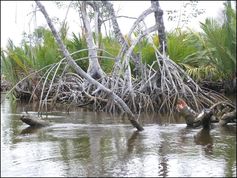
[194,128,213,155]
[1,92,236,177]
[20,126,42,135]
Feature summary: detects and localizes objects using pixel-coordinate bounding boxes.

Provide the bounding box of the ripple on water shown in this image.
[1,94,236,177]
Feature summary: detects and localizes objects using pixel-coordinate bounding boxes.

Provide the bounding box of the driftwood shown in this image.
[20,114,51,127]
[176,98,236,128]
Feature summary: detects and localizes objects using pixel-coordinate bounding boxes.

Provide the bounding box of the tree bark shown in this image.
[86,1,103,36]
[178,99,236,128]
[177,100,213,129]
[79,1,104,79]
[102,1,140,74]
[179,107,213,129]
[151,0,167,53]
[35,1,144,131]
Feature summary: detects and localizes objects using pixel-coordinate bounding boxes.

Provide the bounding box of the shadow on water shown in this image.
[194,128,213,155]
[220,124,237,135]
[126,130,169,177]
[1,93,236,177]
[20,126,44,135]
[127,130,139,153]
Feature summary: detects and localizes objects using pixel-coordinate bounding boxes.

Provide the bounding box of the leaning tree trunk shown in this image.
[35,0,144,131]
[80,1,104,79]
[151,0,167,53]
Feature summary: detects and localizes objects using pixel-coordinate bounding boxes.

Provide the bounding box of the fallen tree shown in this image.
[177,98,236,128]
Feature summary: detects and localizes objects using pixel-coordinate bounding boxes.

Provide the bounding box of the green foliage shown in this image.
[1,40,32,83]
[99,36,119,73]
[166,2,236,82]
[66,32,89,71]
[167,29,220,81]
[1,2,235,85]
[101,36,120,57]
[1,47,16,83]
[32,27,62,69]
[133,34,159,67]
[1,26,63,84]
[167,28,199,64]
[199,2,236,79]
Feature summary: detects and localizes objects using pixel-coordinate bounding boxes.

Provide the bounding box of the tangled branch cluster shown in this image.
[12,1,234,120]
[13,45,232,118]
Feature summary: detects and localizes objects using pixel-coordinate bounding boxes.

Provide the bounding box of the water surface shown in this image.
[1,94,236,177]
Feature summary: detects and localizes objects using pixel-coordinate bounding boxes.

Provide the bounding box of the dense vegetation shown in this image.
[2,2,235,93]
[0,1,236,132]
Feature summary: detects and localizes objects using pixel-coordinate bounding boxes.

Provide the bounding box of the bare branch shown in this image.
[34,0,144,131]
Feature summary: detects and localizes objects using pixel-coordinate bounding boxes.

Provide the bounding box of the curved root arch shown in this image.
[11,3,235,122]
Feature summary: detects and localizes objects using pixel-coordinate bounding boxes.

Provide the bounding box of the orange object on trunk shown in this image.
[176,98,188,111]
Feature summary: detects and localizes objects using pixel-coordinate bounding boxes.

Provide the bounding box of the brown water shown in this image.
[1,93,236,177]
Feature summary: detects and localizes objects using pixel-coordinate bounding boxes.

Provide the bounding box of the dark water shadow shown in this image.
[219,124,237,135]
[126,129,169,177]
[127,130,140,153]
[194,128,213,155]
[20,126,44,135]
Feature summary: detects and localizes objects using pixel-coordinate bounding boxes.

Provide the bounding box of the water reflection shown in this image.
[220,124,237,135]
[20,126,43,135]
[1,94,236,177]
[194,128,213,155]
[158,140,169,177]
[127,131,139,153]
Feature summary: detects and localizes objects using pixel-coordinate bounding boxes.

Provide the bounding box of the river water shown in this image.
[1,93,236,177]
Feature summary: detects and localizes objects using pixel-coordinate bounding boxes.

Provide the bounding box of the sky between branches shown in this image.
[1,1,227,49]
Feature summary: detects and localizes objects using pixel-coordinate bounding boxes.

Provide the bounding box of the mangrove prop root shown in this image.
[35,1,144,131]
[219,110,236,126]
[11,1,235,130]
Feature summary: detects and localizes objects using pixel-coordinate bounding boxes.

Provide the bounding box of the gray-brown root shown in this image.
[10,1,235,131]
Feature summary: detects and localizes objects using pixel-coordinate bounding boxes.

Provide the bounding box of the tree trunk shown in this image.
[86,1,103,62]
[102,1,140,75]
[151,0,167,53]
[80,1,104,79]
[35,1,144,131]
[177,99,213,128]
